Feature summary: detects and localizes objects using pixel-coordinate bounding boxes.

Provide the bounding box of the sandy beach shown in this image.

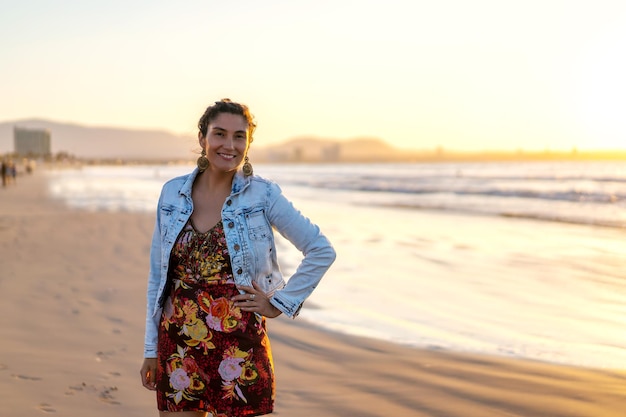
[2,170,626,417]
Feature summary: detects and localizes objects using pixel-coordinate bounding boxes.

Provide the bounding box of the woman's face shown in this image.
[199,112,250,174]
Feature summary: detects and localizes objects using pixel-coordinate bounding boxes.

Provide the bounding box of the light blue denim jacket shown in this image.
[144,168,336,357]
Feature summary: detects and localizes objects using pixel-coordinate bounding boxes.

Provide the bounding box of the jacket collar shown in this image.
[179,167,250,199]
[231,169,250,195]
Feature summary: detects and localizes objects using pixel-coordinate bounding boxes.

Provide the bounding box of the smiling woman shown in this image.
[569,23,626,150]
[140,99,336,417]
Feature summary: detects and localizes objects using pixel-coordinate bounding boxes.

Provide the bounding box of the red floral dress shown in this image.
[156,220,275,416]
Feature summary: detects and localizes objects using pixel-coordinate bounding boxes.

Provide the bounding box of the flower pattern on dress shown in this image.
[166,345,209,404]
[219,346,261,404]
[156,220,275,415]
[198,292,244,333]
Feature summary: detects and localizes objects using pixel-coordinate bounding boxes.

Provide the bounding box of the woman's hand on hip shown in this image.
[234,281,282,318]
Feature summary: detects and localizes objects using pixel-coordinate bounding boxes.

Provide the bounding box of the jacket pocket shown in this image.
[245,209,271,240]
[244,209,274,280]
[159,205,175,236]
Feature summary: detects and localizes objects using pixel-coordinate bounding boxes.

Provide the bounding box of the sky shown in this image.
[2,0,626,152]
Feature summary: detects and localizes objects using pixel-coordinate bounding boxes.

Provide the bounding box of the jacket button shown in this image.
[234,244,240,251]
[226,199,232,206]
[237,268,243,274]
[228,221,234,228]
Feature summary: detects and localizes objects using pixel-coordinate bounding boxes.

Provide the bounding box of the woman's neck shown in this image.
[195,168,236,194]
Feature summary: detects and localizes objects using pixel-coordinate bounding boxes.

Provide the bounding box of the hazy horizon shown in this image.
[5,117,626,160]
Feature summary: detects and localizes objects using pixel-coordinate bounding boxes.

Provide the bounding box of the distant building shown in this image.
[321,144,340,161]
[14,127,51,157]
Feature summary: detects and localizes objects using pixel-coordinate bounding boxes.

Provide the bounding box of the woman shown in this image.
[140,99,336,416]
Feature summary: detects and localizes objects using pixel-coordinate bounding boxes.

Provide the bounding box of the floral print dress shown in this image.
[156,220,275,416]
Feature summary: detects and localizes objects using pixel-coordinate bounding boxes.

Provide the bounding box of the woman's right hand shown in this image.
[140,357,158,390]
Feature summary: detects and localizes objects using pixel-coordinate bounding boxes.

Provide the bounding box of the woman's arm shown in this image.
[265,184,336,318]
[143,193,164,358]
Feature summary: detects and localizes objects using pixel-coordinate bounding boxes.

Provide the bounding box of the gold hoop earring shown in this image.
[197,149,209,172]
[242,156,253,177]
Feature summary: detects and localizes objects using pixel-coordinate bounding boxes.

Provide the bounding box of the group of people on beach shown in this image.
[1,158,36,187]
[140,99,336,417]
[1,159,18,187]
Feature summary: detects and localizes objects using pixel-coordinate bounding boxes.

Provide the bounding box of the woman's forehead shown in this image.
[210,113,249,131]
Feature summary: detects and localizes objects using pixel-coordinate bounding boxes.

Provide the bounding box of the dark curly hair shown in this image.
[197,98,257,142]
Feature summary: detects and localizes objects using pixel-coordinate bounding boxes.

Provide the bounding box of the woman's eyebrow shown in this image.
[211,126,246,134]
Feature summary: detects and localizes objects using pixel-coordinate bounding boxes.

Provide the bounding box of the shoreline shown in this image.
[2,171,626,416]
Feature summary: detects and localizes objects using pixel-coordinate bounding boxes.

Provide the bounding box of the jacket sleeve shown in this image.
[265,183,336,318]
[143,192,164,358]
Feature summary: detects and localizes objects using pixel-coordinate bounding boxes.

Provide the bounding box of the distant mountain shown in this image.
[0,118,415,162]
[0,119,197,160]
[251,136,409,162]
[6,119,621,163]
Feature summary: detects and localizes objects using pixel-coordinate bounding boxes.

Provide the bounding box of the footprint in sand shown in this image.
[12,374,42,381]
[106,316,124,335]
[106,315,124,324]
[65,382,120,405]
[97,370,122,382]
[99,386,120,405]
[66,383,86,394]
[95,350,116,362]
[37,403,56,413]
[0,363,8,371]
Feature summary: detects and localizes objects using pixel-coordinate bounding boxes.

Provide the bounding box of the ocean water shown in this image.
[45,162,626,370]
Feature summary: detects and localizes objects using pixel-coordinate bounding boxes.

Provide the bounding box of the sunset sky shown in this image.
[2,0,625,151]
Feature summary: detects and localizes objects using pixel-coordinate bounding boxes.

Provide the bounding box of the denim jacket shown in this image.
[144,168,336,357]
